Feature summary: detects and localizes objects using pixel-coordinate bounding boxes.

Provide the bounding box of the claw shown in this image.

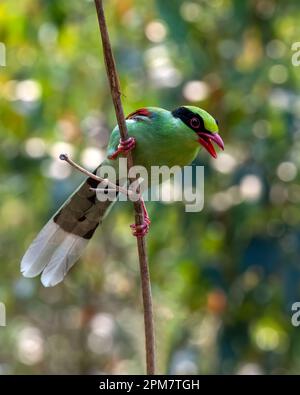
[130,222,150,237]
[108,137,136,160]
[130,198,151,237]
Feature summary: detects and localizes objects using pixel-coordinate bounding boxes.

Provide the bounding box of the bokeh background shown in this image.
[1,0,300,374]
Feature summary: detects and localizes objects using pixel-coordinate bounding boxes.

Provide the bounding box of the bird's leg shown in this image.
[130,197,151,237]
[108,137,136,160]
[140,198,151,226]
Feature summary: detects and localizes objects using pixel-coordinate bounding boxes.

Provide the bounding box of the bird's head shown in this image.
[172,105,224,158]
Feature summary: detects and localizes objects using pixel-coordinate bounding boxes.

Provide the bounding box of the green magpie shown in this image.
[21,105,224,287]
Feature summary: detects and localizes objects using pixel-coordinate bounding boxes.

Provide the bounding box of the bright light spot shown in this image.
[46,160,72,180]
[210,185,242,212]
[17,326,44,365]
[80,147,104,170]
[149,66,182,88]
[240,175,263,202]
[266,40,286,59]
[145,46,182,88]
[25,138,46,158]
[50,141,74,159]
[145,20,167,43]
[211,191,232,212]
[269,65,288,84]
[15,80,42,102]
[172,359,198,375]
[87,331,113,355]
[254,326,279,351]
[180,2,201,22]
[38,23,58,47]
[183,81,210,102]
[44,142,74,178]
[211,152,237,174]
[145,46,169,67]
[252,119,271,139]
[87,313,115,355]
[277,161,297,182]
[269,89,290,109]
[170,350,198,375]
[90,313,115,337]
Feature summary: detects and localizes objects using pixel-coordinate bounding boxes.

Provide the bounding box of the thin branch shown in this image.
[94,0,156,375]
[59,153,133,198]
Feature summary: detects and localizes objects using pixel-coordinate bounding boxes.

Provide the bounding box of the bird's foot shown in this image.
[130,222,150,237]
[130,198,151,237]
[108,137,136,160]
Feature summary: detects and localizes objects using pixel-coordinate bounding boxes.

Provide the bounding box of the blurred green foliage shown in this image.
[1,0,300,374]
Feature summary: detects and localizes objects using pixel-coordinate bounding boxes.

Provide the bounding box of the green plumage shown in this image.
[105,106,218,173]
[21,105,222,286]
[54,105,221,237]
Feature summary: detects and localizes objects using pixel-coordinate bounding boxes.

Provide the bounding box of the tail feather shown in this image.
[40,232,88,287]
[21,174,117,287]
[21,220,65,278]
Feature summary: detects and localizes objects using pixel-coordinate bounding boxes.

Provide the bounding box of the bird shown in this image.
[21,105,224,287]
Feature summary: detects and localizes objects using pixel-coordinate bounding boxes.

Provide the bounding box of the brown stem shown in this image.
[59,153,133,198]
[93,0,155,375]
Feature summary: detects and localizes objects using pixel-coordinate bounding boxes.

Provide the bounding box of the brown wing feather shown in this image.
[54,175,115,239]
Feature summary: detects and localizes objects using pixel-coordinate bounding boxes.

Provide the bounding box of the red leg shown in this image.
[130,198,151,237]
[108,137,136,160]
[141,198,151,225]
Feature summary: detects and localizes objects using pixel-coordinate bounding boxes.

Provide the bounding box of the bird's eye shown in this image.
[190,117,200,128]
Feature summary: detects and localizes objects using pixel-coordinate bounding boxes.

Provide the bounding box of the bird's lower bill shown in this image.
[197,132,224,159]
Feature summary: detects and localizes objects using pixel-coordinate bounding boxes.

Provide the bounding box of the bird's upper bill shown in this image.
[197,131,224,159]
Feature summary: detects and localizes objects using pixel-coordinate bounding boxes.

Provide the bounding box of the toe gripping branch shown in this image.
[107,136,150,237]
[108,137,136,160]
[130,198,151,238]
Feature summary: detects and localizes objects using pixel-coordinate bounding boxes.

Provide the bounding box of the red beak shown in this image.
[197,132,224,159]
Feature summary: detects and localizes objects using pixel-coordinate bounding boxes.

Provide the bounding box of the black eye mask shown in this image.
[171,106,213,134]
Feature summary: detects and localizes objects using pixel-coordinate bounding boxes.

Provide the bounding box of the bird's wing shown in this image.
[21,174,116,287]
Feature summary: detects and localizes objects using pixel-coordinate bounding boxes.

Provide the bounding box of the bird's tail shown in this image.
[21,171,116,287]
